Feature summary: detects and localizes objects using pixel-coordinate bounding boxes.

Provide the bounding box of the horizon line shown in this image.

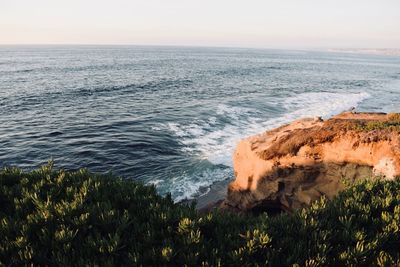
[1,43,400,51]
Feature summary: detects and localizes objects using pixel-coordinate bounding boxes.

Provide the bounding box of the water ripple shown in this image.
[1,46,399,201]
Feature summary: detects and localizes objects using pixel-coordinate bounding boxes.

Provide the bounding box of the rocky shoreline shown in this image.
[197,112,400,214]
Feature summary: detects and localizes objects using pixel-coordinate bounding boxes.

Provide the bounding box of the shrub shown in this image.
[346,114,400,132]
[1,162,400,266]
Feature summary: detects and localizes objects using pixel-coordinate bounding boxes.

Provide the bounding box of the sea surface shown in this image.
[1,45,400,201]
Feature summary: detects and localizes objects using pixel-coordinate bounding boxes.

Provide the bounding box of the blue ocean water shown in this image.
[1,45,399,201]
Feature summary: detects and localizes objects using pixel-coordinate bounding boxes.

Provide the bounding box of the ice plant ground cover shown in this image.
[1,162,400,266]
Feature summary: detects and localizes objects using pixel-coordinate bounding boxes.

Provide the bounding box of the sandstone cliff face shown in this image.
[223,112,400,213]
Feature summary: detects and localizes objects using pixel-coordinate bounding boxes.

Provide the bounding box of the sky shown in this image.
[1,0,399,49]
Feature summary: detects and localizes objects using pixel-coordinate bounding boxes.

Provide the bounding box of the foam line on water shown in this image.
[147,167,232,202]
[153,91,370,201]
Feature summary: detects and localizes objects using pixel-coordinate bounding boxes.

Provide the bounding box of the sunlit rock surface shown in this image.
[222,112,400,213]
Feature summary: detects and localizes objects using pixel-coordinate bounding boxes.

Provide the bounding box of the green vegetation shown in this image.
[347,113,400,132]
[1,162,400,266]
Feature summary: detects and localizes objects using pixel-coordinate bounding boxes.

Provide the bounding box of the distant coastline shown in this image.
[328,48,400,56]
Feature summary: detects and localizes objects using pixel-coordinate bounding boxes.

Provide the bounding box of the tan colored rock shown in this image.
[222,112,400,213]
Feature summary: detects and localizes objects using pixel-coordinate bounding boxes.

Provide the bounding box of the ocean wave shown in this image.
[0,69,36,74]
[3,47,389,205]
[147,167,232,202]
[166,91,370,166]
[156,91,370,201]
[69,78,193,97]
[215,65,285,76]
[2,78,193,107]
[282,91,371,120]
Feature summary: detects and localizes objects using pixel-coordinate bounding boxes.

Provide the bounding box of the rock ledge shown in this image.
[222,112,400,213]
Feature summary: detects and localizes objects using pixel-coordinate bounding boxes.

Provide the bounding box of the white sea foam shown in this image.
[283,92,371,120]
[146,179,164,186]
[168,168,232,202]
[154,91,371,201]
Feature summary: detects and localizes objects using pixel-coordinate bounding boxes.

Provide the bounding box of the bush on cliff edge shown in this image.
[1,162,400,266]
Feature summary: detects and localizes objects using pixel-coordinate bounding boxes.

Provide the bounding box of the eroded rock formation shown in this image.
[222,112,400,213]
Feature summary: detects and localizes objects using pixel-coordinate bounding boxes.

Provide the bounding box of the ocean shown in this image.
[1,45,399,202]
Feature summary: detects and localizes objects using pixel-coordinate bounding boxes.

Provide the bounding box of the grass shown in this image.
[1,161,400,266]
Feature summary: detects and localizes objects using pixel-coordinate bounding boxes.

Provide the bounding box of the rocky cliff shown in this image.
[222,112,400,213]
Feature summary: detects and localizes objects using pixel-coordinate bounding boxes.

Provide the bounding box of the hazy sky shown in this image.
[1,0,399,48]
